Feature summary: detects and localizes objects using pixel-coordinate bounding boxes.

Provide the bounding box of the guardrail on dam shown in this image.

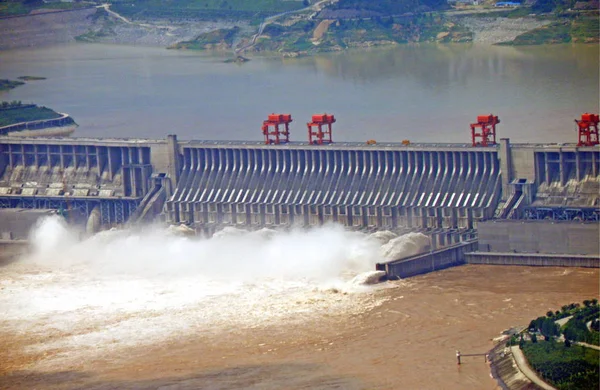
[0,136,598,234]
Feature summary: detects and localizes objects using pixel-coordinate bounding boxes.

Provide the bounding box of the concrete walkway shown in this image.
[576,341,600,351]
[554,315,572,327]
[554,316,600,350]
[510,346,556,390]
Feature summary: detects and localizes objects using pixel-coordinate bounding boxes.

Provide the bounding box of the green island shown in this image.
[0,101,74,128]
[507,299,599,390]
[0,79,25,92]
[17,76,46,81]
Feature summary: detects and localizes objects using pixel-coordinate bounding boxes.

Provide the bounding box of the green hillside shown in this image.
[109,0,307,20]
[329,0,450,14]
[0,0,89,17]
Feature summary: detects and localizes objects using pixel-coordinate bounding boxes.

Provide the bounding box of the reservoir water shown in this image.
[0,43,598,143]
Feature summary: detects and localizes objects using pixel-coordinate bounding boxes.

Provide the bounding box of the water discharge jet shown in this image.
[1,217,430,369]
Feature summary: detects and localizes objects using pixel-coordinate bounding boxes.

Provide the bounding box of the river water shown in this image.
[0,218,599,389]
[0,43,599,389]
[0,43,598,143]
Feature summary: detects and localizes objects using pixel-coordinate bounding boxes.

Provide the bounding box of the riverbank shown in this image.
[1,4,597,53]
[488,341,546,389]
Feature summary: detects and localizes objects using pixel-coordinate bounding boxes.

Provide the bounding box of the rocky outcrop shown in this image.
[458,17,552,44]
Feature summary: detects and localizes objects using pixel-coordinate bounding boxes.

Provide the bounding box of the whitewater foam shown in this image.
[0,217,430,367]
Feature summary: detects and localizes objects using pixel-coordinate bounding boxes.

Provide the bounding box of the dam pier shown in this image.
[0,134,598,268]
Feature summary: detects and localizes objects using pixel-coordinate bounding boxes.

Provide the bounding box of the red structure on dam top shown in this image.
[471,114,500,147]
[262,113,292,144]
[575,113,599,147]
[308,113,336,144]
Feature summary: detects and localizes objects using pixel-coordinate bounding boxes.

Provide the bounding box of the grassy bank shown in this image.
[522,342,599,389]
[511,300,600,390]
[173,14,473,54]
[0,79,25,92]
[509,16,599,44]
[256,15,471,53]
[17,76,46,81]
[170,26,240,50]
[0,102,72,127]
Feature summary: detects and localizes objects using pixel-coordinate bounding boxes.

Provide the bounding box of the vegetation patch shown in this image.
[17,76,46,81]
[169,26,240,50]
[508,16,599,44]
[522,342,599,389]
[510,300,600,390]
[328,0,450,15]
[0,79,25,92]
[0,101,72,127]
[109,0,304,21]
[251,14,471,54]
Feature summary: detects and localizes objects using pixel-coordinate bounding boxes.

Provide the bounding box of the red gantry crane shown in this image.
[262,113,292,145]
[471,114,500,147]
[575,113,599,147]
[307,113,335,145]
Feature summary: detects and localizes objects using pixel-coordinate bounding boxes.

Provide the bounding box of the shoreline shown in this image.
[1,6,596,53]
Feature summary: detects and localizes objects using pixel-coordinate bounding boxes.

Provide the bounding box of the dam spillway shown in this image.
[168,142,501,230]
[0,135,598,238]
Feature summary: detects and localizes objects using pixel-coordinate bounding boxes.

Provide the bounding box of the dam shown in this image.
[0,134,598,245]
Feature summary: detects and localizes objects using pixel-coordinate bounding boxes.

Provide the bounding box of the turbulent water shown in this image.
[1,220,598,389]
[0,217,428,370]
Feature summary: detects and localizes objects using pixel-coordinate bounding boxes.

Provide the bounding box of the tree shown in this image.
[541,318,559,339]
[565,338,571,347]
[531,333,538,343]
[546,311,554,318]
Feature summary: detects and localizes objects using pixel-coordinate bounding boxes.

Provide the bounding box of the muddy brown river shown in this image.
[1,259,597,389]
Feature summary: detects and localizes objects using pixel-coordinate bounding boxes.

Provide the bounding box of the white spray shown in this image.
[0,216,430,367]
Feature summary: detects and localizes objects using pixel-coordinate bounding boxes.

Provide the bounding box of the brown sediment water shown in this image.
[1,264,597,389]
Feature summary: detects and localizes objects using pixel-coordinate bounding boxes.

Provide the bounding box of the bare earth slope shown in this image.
[0,8,96,49]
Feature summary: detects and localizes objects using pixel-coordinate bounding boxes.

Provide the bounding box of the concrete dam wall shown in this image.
[0,139,157,227]
[166,143,501,231]
[0,136,598,238]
